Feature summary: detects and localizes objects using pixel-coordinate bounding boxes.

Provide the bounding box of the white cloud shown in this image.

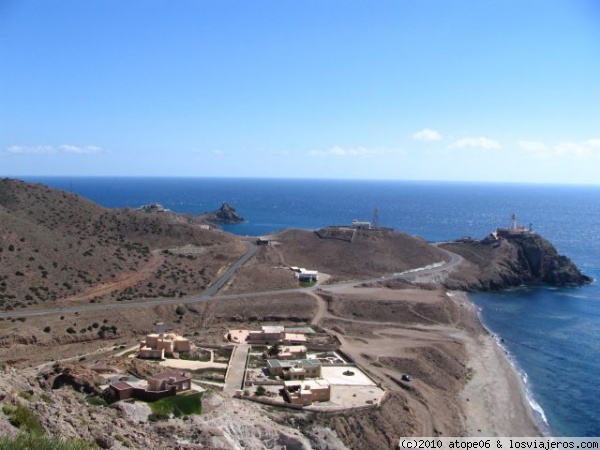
[583,139,600,149]
[554,141,596,158]
[518,138,600,159]
[517,140,548,152]
[448,137,501,150]
[308,145,386,158]
[412,128,442,141]
[58,144,102,154]
[5,145,56,154]
[4,144,102,155]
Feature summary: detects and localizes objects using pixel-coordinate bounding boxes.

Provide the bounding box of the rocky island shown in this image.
[0,179,592,448]
[202,202,245,225]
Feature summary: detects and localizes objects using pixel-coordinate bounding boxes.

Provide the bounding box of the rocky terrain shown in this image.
[0,178,591,449]
[202,203,245,225]
[0,178,245,311]
[441,233,592,291]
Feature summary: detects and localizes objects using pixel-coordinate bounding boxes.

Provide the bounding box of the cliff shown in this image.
[441,233,592,291]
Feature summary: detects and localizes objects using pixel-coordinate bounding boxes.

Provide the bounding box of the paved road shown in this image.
[0,244,463,318]
[200,241,258,298]
[223,344,250,394]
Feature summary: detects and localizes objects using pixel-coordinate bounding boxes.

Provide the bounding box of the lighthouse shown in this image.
[496,213,530,238]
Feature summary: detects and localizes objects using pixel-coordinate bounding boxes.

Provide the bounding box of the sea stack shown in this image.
[205,202,244,224]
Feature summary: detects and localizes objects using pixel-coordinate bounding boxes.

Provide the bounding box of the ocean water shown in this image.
[23,176,600,436]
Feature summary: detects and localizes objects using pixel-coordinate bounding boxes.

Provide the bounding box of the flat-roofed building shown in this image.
[147,370,192,392]
[273,345,307,360]
[266,358,322,379]
[109,381,134,401]
[295,270,319,282]
[283,379,330,406]
[139,331,191,359]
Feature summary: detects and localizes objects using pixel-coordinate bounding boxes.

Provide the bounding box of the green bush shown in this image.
[2,403,45,434]
[85,396,107,407]
[17,391,33,402]
[148,392,202,417]
[175,305,186,316]
[0,432,94,450]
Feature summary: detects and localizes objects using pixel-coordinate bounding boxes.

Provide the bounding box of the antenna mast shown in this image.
[372,207,380,229]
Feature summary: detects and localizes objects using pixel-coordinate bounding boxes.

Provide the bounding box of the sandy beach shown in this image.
[451,292,541,436]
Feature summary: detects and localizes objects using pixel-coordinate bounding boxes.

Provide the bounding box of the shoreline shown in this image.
[452,291,543,436]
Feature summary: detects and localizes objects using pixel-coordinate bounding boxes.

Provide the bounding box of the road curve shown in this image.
[0,245,463,318]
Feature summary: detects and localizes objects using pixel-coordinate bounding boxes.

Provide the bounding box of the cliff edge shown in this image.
[441,233,592,291]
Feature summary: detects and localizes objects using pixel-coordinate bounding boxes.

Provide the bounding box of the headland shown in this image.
[0,178,589,447]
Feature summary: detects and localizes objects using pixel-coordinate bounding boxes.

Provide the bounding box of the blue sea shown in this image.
[23,177,600,436]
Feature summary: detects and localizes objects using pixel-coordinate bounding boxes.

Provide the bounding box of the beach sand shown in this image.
[452,291,541,436]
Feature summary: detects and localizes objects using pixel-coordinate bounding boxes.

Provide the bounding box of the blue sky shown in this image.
[1,1,600,183]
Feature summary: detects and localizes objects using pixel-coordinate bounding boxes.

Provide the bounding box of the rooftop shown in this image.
[148,370,190,382]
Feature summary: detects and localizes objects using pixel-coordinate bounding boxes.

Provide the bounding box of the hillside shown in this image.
[274,228,449,281]
[0,178,245,311]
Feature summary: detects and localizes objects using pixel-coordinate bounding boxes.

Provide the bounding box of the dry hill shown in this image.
[273,228,449,281]
[0,178,245,311]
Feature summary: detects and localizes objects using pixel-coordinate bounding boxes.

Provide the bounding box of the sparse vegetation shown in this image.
[0,432,95,450]
[17,391,34,401]
[85,395,108,407]
[147,392,202,417]
[254,386,267,396]
[2,403,45,434]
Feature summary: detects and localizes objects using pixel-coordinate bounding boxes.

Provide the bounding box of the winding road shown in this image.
[0,242,463,319]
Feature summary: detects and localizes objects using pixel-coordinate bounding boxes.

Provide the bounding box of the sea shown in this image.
[22,176,600,437]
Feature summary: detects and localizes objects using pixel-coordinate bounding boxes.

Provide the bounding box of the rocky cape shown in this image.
[202,202,244,224]
[441,232,592,291]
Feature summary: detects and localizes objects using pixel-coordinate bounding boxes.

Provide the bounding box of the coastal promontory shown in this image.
[0,179,588,446]
[441,232,592,291]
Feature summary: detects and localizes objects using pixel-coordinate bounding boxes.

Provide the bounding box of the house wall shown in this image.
[247,331,284,344]
[309,385,330,402]
[174,339,191,352]
[111,386,134,401]
[139,348,164,359]
[132,386,176,401]
[285,369,306,380]
[146,334,159,347]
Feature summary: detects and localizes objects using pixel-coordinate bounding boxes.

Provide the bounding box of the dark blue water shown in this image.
[23,176,600,436]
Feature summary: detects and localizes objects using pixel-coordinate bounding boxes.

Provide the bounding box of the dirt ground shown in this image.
[0,284,540,449]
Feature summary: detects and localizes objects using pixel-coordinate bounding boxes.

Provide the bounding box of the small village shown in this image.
[100,319,386,416]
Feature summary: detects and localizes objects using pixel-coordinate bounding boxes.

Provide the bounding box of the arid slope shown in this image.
[0,178,245,310]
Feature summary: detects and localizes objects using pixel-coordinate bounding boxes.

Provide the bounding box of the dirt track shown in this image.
[58,250,165,305]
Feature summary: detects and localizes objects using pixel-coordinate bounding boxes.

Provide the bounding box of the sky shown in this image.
[1,0,600,184]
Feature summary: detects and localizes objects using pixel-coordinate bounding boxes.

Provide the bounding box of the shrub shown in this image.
[148,392,202,417]
[2,403,44,434]
[86,396,108,407]
[66,327,76,334]
[0,432,94,449]
[17,391,34,401]
[175,305,186,316]
[255,386,267,396]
